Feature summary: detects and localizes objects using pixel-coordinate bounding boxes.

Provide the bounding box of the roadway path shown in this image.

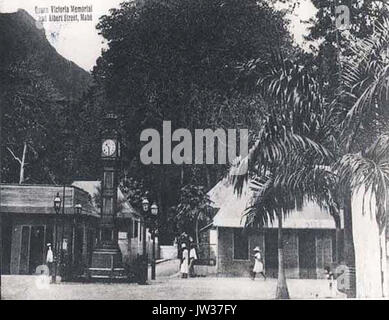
[1,274,345,300]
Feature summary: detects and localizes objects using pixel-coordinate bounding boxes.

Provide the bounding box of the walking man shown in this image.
[46,243,54,282]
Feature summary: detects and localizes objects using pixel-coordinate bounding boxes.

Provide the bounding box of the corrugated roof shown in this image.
[208,179,342,229]
[0,184,99,217]
[72,181,139,220]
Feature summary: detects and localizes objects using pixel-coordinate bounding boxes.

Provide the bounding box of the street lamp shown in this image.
[75,203,82,215]
[150,202,158,280]
[140,197,150,284]
[73,204,82,277]
[150,202,158,216]
[142,198,150,212]
[53,192,61,283]
[54,193,61,214]
[139,197,159,282]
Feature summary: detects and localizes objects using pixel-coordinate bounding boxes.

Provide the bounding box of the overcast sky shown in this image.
[0,0,317,72]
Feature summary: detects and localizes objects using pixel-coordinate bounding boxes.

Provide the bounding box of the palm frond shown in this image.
[335,134,389,233]
[340,18,389,141]
[230,52,340,228]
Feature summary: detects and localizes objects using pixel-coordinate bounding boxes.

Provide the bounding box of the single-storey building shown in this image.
[1,182,157,278]
[199,179,344,279]
[0,184,99,277]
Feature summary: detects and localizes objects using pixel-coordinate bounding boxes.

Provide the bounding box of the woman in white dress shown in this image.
[252,247,266,280]
[180,243,189,278]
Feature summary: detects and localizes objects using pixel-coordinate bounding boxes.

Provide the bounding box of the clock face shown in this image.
[102,139,116,157]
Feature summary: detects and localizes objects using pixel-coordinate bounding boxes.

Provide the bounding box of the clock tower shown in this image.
[89,113,124,280]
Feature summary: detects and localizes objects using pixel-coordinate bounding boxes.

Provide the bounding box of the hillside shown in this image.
[0,9,92,101]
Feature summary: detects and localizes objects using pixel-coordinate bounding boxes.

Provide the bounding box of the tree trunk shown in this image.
[195,212,201,247]
[19,141,27,184]
[335,227,343,264]
[157,167,166,244]
[351,185,387,298]
[0,91,3,184]
[379,231,385,298]
[333,214,342,264]
[275,211,290,299]
[343,186,356,298]
[205,166,211,190]
[180,166,184,186]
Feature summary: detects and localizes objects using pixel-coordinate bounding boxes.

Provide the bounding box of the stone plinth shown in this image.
[88,248,126,281]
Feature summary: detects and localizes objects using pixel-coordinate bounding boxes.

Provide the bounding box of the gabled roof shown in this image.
[208,178,342,229]
[72,181,139,220]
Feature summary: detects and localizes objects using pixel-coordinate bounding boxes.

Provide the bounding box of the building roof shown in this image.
[0,184,99,217]
[71,181,139,220]
[208,178,342,229]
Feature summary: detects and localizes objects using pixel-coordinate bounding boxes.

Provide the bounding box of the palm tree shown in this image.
[231,17,389,299]
[240,161,340,299]
[335,135,389,297]
[243,173,295,299]
[335,18,389,298]
[232,55,336,299]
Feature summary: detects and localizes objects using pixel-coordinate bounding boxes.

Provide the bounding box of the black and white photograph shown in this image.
[0,0,389,303]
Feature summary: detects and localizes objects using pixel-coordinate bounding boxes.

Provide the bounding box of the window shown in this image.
[233,229,249,260]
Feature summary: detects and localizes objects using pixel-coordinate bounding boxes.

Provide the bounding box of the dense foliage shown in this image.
[0,10,92,184]
[92,0,295,243]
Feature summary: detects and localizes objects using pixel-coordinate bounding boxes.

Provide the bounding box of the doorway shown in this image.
[29,226,45,274]
[299,230,317,279]
[264,229,278,278]
[1,215,12,274]
[19,225,46,274]
[73,227,84,275]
